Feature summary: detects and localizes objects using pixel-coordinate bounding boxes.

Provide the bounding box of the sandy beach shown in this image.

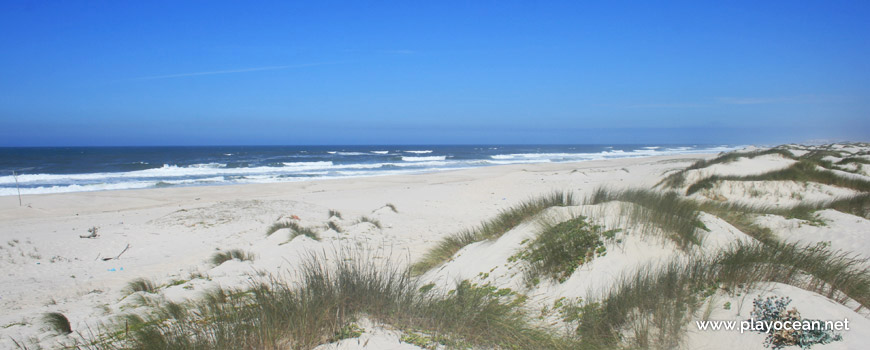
[2,146,869,349]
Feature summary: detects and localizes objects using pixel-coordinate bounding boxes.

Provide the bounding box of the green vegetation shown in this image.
[568,241,870,349]
[326,221,343,233]
[659,148,794,188]
[328,209,342,219]
[385,203,398,213]
[266,220,320,240]
[77,251,572,350]
[588,187,707,249]
[356,216,382,229]
[210,249,256,266]
[828,193,870,219]
[332,322,364,341]
[686,161,870,196]
[411,191,576,275]
[43,312,72,335]
[837,157,870,166]
[513,216,617,283]
[588,185,869,246]
[125,278,157,294]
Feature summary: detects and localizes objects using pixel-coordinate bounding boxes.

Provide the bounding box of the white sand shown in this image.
[1,148,868,349]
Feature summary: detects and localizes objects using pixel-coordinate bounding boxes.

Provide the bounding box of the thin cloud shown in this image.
[717,96,793,105]
[717,95,842,105]
[132,62,337,81]
[612,95,843,109]
[622,103,707,109]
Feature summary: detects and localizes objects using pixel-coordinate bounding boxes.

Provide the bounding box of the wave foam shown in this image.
[401,156,447,162]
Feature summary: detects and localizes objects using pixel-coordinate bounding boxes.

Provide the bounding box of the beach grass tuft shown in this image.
[385,203,398,213]
[326,221,343,233]
[43,312,72,335]
[411,191,576,275]
[267,220,320,240]
[125,278,157,294]
[328,209,343,219]
[210,249,256,266]
[357,216,382,229]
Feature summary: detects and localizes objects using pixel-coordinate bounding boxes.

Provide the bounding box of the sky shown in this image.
[0,0,868,146]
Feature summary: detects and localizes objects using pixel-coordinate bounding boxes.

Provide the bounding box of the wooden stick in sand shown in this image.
[13,170,22,206]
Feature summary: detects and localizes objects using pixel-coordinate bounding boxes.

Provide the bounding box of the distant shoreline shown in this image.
[0,144,736,196]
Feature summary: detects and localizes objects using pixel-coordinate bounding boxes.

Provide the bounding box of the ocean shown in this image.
[0,144,738,196]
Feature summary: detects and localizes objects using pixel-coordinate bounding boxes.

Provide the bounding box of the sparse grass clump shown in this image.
[328,209,343,219]
[210,249,256,266]
[385,203,398,213]
[326,221,343,233]
[412,191,576,275]
[588,187,706,249]
[43,312,72,335]
[357,216,382,229]
[267,220,320,240]
[514,216,617,283]
[125,278,157,294]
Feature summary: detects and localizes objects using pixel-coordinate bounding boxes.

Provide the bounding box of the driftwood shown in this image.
[101,244,131,261]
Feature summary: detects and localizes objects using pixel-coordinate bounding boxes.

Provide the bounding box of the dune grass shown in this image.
[266,220,320,240]
[587,187,706,249]
[658,148,795,188]
[385,203,398,213]
[686,160,870,196]
[356,216,382,229]
[585,186,869,247]
[125,278,157,295]
[328,209,342,219]
[43,312,72,335]
[570,240,870,349]
[77,251,573,350]
[837,157,870,166]
[827,193,870,219]
[326,221,343,233]
[210,249,256,266]
[411,191,576,275]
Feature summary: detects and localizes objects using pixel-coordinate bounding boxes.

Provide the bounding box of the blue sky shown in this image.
[1,1,868,146]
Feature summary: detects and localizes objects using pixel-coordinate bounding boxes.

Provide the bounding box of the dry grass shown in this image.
[267,220,320,240]
[43,312,72,335]
[587,187,706,249]
[75,250,574,350]
[411,191,576,275]
[210,249,256,265]
[686,160,870,196]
